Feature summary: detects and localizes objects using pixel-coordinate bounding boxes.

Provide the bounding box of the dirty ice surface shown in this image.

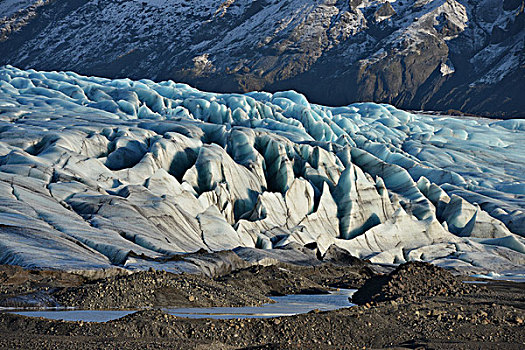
[0,66,523,278]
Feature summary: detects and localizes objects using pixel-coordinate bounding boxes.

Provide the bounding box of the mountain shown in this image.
[1,0,524,118]
[0,66,524,275]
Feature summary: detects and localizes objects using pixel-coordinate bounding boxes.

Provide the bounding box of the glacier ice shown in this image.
[0,65,524,276]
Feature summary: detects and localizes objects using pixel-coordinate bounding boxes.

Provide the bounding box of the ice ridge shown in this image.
[0,66,523,275]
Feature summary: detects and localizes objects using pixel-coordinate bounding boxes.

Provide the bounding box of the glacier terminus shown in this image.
[0,66,523,278]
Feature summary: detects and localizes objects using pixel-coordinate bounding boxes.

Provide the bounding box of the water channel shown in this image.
[6,288,357,322]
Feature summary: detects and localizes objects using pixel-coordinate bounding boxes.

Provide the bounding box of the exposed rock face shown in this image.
[0,66,524,275]
[0,0,523,118]
[0,0,52,42]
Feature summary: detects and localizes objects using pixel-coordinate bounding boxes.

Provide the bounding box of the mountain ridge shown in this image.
[1,0,524,118]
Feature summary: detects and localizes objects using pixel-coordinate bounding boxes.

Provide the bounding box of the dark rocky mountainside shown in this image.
[1,0,524,117]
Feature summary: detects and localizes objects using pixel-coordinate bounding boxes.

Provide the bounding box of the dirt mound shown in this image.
[217,261,374,297]
[215,264,328,297]
[0,265,88,307]
[352,261,479,304]
[0,259,374,309]
[321,245,367,267]
[54,270,269,309]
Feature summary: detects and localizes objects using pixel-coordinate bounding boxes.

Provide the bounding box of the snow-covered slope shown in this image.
[0,0,51,41]
[0,0,523,117]
[0,66,524,276]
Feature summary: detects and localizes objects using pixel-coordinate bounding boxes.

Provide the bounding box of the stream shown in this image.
[6,288,357,322]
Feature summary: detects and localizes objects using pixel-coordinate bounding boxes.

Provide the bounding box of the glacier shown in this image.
[0,65,523,276]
